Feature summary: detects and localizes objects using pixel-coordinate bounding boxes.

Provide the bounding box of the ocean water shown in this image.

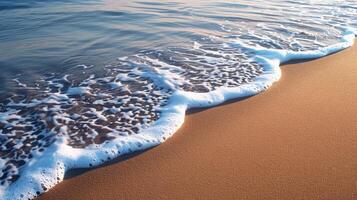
[0,0,356,199]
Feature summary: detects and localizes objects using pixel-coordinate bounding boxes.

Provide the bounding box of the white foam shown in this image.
[66,87,91,96]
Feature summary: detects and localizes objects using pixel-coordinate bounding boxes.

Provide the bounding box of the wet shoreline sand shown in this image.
[38,40,357,200]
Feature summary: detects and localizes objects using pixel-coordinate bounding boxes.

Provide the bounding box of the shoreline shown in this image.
[38,40,357,200]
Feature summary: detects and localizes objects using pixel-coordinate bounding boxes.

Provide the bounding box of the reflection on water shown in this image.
[1,0,355,92]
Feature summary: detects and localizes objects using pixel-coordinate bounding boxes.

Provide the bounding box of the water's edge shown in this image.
[1,27,355,200]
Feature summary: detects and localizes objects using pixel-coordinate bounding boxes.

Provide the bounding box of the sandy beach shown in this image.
[37,40,357,200]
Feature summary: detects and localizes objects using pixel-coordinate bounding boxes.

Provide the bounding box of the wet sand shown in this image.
[38,40,357,200]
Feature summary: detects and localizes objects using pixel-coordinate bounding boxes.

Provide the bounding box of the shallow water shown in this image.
[0,0,356,199]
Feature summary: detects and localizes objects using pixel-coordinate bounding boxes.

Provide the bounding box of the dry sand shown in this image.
[38,40,357,200]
